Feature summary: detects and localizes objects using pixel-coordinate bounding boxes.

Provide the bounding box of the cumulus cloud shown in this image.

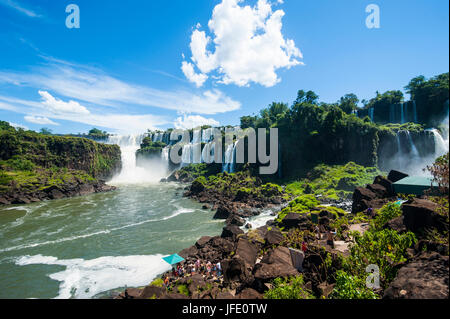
[38,91,90,115]
[181,61,208,87]
[182,0,303,87]
[24,115,59,126]
[174,114,220,130]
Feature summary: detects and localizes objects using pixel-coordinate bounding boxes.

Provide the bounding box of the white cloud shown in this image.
[174,114,220,130]
[9,122,29,130]
[0,95,169,134]
[182,0,303,87]
[0,58,241,115]
[24,115,59,126]
[39,91,90,115]
[181,61,208,87]
[0,0,41,18]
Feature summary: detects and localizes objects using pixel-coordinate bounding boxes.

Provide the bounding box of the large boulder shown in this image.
[280,213,309,230]
[226,215,246,227]
[253,247,299,281]
[237,288,263,299]
[195,236,212,248]
[384,216,407,233]
[178,245,198,259]
[139,286,166,299]
[222,257,253,284]
[234,238,258,266]
[266,228,284,246]
[367,183,390,198]
[373,176,394,196]
[402,199,447,233]
[214,206,232,219]
[383,252,449,299]
[221,225,244,240]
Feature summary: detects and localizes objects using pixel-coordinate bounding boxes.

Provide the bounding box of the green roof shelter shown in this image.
[392,176,437,196]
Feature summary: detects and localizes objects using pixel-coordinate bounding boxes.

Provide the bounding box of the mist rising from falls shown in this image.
[107,135,169,185]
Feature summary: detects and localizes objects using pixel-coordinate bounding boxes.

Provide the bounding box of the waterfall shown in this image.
[107,134,168,184]
[389,104,395,123]
[429,129,449,158]
[181,144,193,167]
[369,108,374,122]
[192,130,201,144]
[222,142,237,173]
[406,131,419,157]
[400,103,405,124]
[412,100,418,123]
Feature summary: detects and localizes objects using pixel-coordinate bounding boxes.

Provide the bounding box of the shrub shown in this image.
[330,270,378,299]
[344,229,417,287]
[372,202,403,230]
[264,276,315,299]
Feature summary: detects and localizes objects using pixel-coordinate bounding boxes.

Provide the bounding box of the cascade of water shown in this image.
[192,143,202,164]
[222,142,237,173]
[400,103,405,124]
[429,129,449,158]
[161,146,170,162]
[202,128,213,143]
[181,144,192,167]
[389,104,395,123]
[369,108,374,122]
[192,130,201,144]
[107,134,168,184]
[413,100,418,123]
[405,131,420,158]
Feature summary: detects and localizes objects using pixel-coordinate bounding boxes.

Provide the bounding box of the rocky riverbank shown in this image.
[0,174,115,205]
[116,169,449,300]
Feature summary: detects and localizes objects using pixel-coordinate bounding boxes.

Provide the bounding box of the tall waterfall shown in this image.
[107,134,168,184]
[369,108,374,122]
[429,129,449,158]
[222,142,237,173]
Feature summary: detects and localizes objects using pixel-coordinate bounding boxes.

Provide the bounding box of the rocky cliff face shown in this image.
[0,129,121,180]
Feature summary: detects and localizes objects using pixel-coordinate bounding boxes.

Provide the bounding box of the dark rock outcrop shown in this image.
[221,225,244,240]
[383,252,449,299]
[402,199,447,233]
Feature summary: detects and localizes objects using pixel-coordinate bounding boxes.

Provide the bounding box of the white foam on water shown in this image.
[15,254,172,299]
[242,209,276,230]
[107,134,169,185]
[0,206,196,253]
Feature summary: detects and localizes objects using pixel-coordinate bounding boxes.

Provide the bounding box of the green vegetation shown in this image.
[264,276,315,299]
[136,137,167,158]
[193,169,285,201]
[150,278,164,288]
[0,125,121,179]
[0,122,121,198]
[371,202,403,231]
[330,270,378,299]
[284,162,382,200]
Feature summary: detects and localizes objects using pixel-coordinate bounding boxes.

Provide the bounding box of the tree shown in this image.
[294,90,319,105]
[339,93,359,114]
[40,128,53,135]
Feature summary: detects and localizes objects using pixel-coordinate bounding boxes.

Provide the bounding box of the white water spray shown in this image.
[107,135,169,185]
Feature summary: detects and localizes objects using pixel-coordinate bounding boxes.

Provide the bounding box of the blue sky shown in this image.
[0,0,448,134]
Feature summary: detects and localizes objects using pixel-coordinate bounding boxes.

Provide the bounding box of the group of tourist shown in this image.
[162,259,222,287]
